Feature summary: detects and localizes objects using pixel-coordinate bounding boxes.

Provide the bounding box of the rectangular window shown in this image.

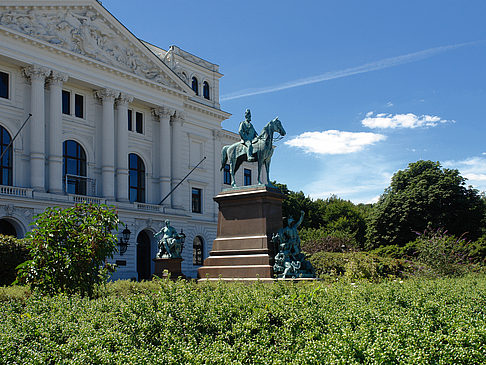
[135,112,143,134]
[128,109,133,131]
[224,164,231,185]
[0,71,9,99]
[62,90,70,115]
[244,168,252,186]
[192,188,202,213]
[74,94,84,118]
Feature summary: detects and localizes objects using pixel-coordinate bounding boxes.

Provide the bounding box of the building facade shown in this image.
[0,0,264,279]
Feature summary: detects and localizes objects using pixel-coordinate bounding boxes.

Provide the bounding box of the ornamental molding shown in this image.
[0,5,186,92]
[49,70,69,85]
[94,88,119,101]
[22,64,51,81]
[116,93,134,106]
[151,106,175,121]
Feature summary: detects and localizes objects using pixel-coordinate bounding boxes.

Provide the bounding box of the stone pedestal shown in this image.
[153,257,185,279]
[198,185,285,279]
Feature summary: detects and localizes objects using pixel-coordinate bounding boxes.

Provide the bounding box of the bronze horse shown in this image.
[221,117,286,187]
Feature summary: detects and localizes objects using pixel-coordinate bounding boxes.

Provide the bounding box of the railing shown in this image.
[64,174,96,196]
[135,202,162,212]
[0,185,33,198]
[68,195,105,205]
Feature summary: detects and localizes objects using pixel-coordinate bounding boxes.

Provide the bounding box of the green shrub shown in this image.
[300,227,357,255]
[414,229,472,276]
[0,234,29,286]
[1,276,486,363]
[16,203,120,297]
[309,251,419,282]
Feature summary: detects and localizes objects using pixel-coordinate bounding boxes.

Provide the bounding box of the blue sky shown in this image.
[102,0,486,203]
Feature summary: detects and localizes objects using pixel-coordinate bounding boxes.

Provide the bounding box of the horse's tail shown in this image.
[220,145,228,170]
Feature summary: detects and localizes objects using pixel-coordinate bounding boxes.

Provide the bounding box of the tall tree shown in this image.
[366,160,485,249]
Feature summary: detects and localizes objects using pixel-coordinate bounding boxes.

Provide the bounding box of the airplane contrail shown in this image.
[221,41,482,101]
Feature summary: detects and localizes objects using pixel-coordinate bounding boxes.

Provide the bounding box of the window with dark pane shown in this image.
[192,188,202,213]
[74,94,84,118]
[135,112,143,133]
[128,109,133,131]
[129,153,145,203]
[193,236,204,265]
[0,126,12,186]
[191,77,198,95]
[0,72,9,99]
[244,168,252,186]
[62,90,70,115]
[203,81,210,100]
[223,164,231,185]
[63,140,87,195]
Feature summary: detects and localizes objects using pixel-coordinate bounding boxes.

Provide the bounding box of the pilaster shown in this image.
[153,106,174,206]
[95,88,119,200]
[116,93,133,202]
[171,111,184,209]
[47,70,68,194]
[23,65,51,192]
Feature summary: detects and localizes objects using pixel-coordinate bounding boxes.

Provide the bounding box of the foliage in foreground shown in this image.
[1,276,486,364]
[0,234,29,286]
[16,203,120,297]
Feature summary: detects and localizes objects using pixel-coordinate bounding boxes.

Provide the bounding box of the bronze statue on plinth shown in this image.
[221,109,285,187]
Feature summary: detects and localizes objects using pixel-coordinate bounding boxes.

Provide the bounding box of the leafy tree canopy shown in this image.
[366,160,485,249]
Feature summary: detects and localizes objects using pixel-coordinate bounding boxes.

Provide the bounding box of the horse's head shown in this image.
[271,117,286,137]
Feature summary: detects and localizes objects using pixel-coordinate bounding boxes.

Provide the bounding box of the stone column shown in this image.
[47,71,68,194]
[153,107,174,206]
[23,65,51,192]
[171,111,184,209]
[95,88,119,200]
[116,93,133,202]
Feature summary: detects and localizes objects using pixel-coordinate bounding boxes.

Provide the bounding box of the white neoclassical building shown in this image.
[0,0,264,279]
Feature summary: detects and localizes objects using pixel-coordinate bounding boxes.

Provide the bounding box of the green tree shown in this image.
[17,203,120,297]
[367,160,485,249]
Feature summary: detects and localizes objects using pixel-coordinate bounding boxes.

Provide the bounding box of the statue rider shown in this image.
[238,109,258,162]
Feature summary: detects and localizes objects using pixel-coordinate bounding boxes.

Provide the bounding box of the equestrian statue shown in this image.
[221,109,286,187]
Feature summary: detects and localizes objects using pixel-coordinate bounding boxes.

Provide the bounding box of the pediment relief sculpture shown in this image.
[0,7,183,91]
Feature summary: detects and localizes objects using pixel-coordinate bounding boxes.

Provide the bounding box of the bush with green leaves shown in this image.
[414,229,473,276]
[309,251,419,282]
[0,234,29,286]
[1,276,486,363]
[17,203,120,297]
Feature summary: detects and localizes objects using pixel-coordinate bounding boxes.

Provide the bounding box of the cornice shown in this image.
[184,100,231,122]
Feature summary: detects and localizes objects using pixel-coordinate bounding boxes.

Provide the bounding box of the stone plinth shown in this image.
[153,257,185,280]
[198,185,285,279]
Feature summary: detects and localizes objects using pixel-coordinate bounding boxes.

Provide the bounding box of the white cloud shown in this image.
[221,41,481,101]
[300,155,394,204]
[362,112,453,129]
[443,156,486,191]
[284,130,386,155]
[386,101,394,107]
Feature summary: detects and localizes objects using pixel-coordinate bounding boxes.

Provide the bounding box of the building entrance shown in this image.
[136,230,152,281]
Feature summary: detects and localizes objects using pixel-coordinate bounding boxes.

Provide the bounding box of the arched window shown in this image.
[203,81,210,100]
[63,140,86,195]
[193,236,204,265]
[129,153,145,203]
[191,77,199,95]
[0,126,12,186]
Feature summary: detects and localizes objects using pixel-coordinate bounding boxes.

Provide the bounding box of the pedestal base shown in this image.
[153,257,185,280]
[198,185,285,279]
